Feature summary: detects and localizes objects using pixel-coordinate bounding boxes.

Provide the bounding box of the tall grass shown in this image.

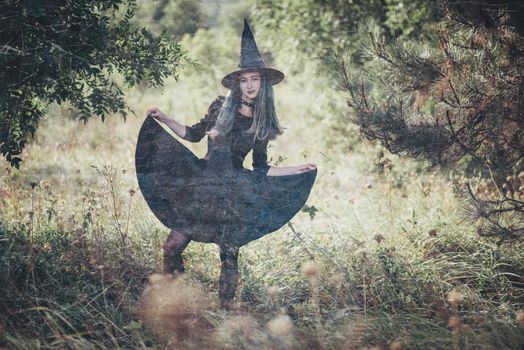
[1,19,524,350]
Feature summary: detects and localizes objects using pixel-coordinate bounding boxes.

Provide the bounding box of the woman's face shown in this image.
[238,71,261,102]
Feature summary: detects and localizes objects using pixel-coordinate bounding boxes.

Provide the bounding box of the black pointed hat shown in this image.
[221,19,284,89]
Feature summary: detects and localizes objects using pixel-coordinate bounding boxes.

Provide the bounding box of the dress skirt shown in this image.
[135,117,317,247]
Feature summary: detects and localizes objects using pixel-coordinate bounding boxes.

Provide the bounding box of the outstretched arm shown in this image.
[146,108,187,138]
[253,138,317,176]
[146,96,224,143]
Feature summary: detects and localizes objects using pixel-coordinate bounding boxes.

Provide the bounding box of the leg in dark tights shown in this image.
[219,245,239,309]
[163,230,190,275]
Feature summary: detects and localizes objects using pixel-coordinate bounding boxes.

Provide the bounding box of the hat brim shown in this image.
[221,67,285,89]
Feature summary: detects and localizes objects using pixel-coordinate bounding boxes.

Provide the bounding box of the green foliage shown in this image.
[253,0,442,66]
[134,0,206,39]
[213,0,255,30]
[0,0,186,168]
[180,26,238,85]
[336,1,524,239]
[254,0,382,65]
[384,0,441,40]
[252,0,443,153]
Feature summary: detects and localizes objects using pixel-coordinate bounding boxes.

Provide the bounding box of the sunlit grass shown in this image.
[1,25,524,350]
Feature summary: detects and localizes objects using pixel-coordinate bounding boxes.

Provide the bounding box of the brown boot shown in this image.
[219,245,239,309]
[163,230,190,275]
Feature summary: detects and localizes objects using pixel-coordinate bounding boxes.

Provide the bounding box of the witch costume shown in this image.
[135,20,317,306]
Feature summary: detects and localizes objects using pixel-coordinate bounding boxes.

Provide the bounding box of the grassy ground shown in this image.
[1,22,524,350]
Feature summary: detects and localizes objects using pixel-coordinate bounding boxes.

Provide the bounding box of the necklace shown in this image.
[240,99,254,108]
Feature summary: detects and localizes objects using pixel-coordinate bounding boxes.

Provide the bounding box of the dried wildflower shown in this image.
[447,315,461,331]
[374,234,384,243]
[447,290,464,308]
[516,310,524,329]
[301,260,318,278]
[216,315,260,344]
[292,303,305,316]
[42,180,51,190]
[359,249,368,261]
[390,339,402,350]
[379,156,390,165]
[477,182,486,192]
[380,156,393,169]
[149,273,168,285]
[428,299,449,320]
[266,314,293,336]
[139,273,213,346]
[428,229,438,237]
[267,286,280,298]
[30,181,38,189]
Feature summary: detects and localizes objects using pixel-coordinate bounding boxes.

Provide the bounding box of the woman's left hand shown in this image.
[298,163,317,174]
[267,163,317,176]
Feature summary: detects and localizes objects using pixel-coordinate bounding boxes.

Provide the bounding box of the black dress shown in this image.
[135,96,317,247]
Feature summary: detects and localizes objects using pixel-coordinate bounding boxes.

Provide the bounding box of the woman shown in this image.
[136,20,316,308]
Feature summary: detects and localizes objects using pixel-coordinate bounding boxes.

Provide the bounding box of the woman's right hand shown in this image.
[146,107,187,139]
[146,107,168,122]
